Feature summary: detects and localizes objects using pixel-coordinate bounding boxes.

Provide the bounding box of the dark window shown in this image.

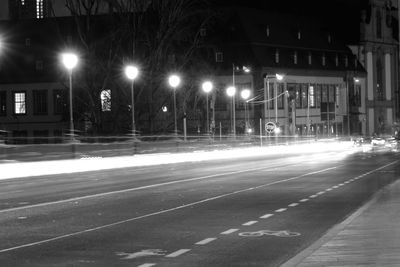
[295,84,301,108]
[53,89,65,114]
[215,52,223,62]
[200,28,206,37]
[315,84,321,108]
[376,57,384,100]
[36,60,43,71]
[328,85,335,103]
[301,84,308,108]
[0,91,6,116]
[33,90,48,115]
[277,83,284,109]
[376,9,382,38]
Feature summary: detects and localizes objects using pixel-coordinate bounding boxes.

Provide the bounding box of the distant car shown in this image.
[353,136,370,146]
[386,137,400,150]
[371,136,386,146]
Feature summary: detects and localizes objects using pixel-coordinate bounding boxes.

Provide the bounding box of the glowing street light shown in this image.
[125,65,139,138]
[202,81,213,135]
[168,74,181,135]
[61,52,78,142]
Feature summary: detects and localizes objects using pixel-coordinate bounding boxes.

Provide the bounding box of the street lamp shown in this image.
[264,73,284,129]
[241,89,251,134]
[61,52,78,142]
[226,86,236,137]
[125,65,139,138]
[202,81,213,135]
[168,74,181,136]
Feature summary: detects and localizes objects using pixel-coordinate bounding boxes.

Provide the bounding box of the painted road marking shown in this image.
[220,229,239,235]
[333,185,339,188]
[239,230,301,238]
[165,249,191,258]
[326,188,332,191]
[2,162,397,253]
[243,221,258,226]
[288,203,298,207]
[316,191,324,195]
[0,165,342,214]
[116,249,166,259]
[196,238,217,245]
[275,208,287,213]
[260,213,274,219]
[137,264,156,267]
[299,199,308,202]
[310,195,318,198]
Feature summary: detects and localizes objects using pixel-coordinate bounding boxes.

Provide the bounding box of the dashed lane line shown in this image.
[137,264,156,267]
[243,221,258,226]
[310,195,318,198]
[275,208,287,213]
[288,203,299,207]
[316,192,325,195]
[260,213,274,219]
[165,249,191,258]
[195,238,217,245]
[220,229,239,235]
[299,199,309,202]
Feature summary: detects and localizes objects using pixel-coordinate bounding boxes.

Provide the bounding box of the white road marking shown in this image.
[137,264,156,267]
[326,188,332,191]
[243,221,258,226]
[275,208,287,213]
[288,203,298,207]
[220,229,239,235]
[165,249,191,258]
[4,162,397,253]
[0,165,340,214]
[310,195,318,198]
[260,213,274,219]
[116,249,166,259]
[195,238,217,245]
[316,192,324,195]
[338,183,345,186]
[333,186,339,188]
[17,216,27,220]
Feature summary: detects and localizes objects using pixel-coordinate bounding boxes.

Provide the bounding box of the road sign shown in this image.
[265,122,276,133]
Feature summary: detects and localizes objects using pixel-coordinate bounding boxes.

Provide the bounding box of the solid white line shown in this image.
[260,213,274,219]
[242,221,258,226]
[0,165,349,253]
[288,203,298,207]
[165,249,191,258]
[220,229,239,235]
[195,238,217,245]
[275,208,287,212]
[137,264,156,267]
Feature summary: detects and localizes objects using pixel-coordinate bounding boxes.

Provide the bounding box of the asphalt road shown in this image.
[0,146,399,266]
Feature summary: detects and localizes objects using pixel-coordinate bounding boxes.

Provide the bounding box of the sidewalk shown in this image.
[283,179,400,266]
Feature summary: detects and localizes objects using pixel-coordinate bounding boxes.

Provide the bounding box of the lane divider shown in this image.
[165,249,191,258]
[220,229,239,235]
[242,221,258,226]
[195,238,217,245]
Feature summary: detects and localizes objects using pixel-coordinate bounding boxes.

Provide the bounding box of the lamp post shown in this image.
[168,74,181,136]
[61,52,78,142]
[263,74,284,133]
[226,86,236,137]
[125,65,139,138]
[241,89,251,134]
[202,81,213,135]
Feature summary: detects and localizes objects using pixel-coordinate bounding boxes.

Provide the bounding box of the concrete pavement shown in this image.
[283,178,400,266]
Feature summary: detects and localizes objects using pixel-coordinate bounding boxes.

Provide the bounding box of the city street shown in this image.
[0,145,399,266]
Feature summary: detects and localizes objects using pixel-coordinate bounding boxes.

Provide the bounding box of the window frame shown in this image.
[13,91,27,115]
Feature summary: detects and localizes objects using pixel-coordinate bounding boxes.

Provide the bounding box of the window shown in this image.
[328,85,335,103]
[293,51,298,64]
[315,84,321,108]
[53,89,65,114]
[13,92,26,115]
[376,57,384,100]
[308,52,312,65]
[335,54,339,67]
[299,84,308,108]
[344,56,348,67]
[215,52,223,62]
[376,9,382,38]
[33,90,47,115]
[36,60,43,71]
[100,89,111,112]
[297,30,301,40]
[0,91,6,116]
[322,53,326,66]
[275,49,279,63]
[309,85,315,107]
[321,85,328,103]
[327,34,331,43]
[200,28,207,37]
[266,26,270,37]
[295,84,301,108]
[277,83,284,109]
[36,0,44,19]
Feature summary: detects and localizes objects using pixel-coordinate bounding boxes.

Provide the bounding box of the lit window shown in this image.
[14,92,26,114]
[101,90,111,112]
[36,0,44,19]
[309,86,315,107]
[293,51,297,64]
[21,0,25,5]
[275,49,279,63]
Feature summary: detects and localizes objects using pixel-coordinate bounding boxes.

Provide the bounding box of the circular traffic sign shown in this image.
[265,122,276,133]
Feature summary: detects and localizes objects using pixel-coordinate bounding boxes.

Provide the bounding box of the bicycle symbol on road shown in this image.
[239,230,301,238]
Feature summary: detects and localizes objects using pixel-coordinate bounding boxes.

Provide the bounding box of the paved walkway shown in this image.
[283,179,400,266]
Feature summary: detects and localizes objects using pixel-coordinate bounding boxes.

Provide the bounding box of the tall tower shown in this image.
[359,0,399,135]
